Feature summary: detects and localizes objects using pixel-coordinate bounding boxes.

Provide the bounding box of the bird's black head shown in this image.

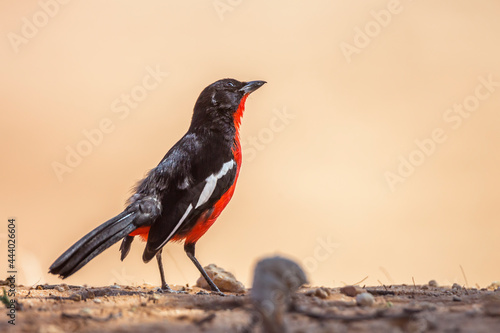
[190,78,266,131]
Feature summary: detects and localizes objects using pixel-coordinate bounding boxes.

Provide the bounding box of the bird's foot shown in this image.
[195,289,225,296]
[211,290,226,297]
[156,284,187,294]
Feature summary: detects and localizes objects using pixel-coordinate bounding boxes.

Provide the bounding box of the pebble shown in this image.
[306,287,330,299]
[487,281,500,291]
[452,283,462,290]
[149,294,160,303]
[196,264,245,293]
[356,292,375,306]
[93,299,102,304]
[110,284,121,289]
[340,285,363,297]
[428,280,438,287]
[452,296,462,302]
[79,307,92,316]
[68,293,82,302]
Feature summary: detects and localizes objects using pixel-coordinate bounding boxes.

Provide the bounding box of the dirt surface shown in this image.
[3,283,500,333]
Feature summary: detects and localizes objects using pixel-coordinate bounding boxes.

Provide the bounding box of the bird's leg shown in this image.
[184,242,224,295]
[156,250,174,293]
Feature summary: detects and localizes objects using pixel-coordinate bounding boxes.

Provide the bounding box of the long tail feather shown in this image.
[49,212,137,279]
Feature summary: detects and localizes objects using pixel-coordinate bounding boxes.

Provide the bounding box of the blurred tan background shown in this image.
[1,0,499,289]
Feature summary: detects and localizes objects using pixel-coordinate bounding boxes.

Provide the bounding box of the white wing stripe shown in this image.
[195,160,235,209]
[158,203,193,249]
[157,159,235,249]
[196,175,217,209]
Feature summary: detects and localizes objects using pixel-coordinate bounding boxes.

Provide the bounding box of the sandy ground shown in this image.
[3,283,500,333]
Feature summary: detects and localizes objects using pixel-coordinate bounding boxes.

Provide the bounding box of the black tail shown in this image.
[49,211,138,279]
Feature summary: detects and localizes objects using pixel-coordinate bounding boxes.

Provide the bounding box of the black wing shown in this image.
[140,133,237,262]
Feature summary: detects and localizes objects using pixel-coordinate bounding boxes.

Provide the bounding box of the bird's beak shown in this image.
[239,80,267,94]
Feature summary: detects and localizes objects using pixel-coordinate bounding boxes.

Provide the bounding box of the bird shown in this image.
[49,78,266,293]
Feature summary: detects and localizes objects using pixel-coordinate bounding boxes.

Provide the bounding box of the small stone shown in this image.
[356,292,375,306]
[452,283,462,290]
[486,282,500,291]
[110,284,121,289]
[452,296,462,302]
[314,287,329,299]
[68,293,82,302]
[86,290,95,299]
[340,285,363,297]
[306,287,330,299]
[79,308,92,316]
[149,294,160,303]
[54,286,65,292]
[93,299,102,304]
[428,280,438,287]
[196,264,245,293]
[421,284,429,290]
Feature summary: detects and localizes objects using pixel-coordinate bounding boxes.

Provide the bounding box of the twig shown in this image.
[460,265,469,289]
[379,267,394,284]
[352,276,369,286]
[365,289,395,296]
